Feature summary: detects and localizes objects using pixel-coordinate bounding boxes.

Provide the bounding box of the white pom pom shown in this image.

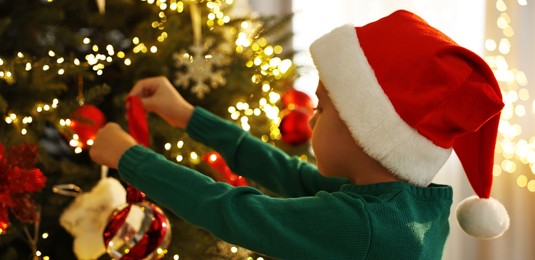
[456,195,510,239]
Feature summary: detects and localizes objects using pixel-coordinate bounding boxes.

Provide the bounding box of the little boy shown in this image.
[90,10,509,259]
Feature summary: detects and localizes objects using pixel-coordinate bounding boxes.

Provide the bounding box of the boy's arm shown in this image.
[118,146,369,259]
[186,107,349,197]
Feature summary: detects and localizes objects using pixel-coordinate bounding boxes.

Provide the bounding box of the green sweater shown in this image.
[119,107,453,259]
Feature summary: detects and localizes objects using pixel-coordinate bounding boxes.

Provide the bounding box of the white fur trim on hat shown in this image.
[309,25,452,186]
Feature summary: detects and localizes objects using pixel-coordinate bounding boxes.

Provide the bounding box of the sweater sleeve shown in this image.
[186,107,349,197]
[118,145,370,259]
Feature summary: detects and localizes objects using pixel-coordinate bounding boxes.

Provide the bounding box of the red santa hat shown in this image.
[310,10,509,239]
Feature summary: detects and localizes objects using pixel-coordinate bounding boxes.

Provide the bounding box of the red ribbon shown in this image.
[124,95,149,204]
[126,95,150,147]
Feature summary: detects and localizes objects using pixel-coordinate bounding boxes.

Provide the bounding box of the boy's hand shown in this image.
[129,76,194,129]
[89,123,137,169]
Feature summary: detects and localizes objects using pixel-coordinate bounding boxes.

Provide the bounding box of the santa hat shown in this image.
[310,10,509,239]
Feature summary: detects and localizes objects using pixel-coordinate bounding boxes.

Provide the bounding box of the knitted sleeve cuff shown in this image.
[118,144,153,180]
[185,106,247,157]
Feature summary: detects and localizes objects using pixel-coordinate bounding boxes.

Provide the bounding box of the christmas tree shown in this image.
[0,0,312,259]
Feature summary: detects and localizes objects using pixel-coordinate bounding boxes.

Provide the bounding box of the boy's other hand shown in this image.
[89,123,137,169]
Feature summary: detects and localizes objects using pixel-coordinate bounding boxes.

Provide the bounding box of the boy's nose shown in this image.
[308,112,318,129]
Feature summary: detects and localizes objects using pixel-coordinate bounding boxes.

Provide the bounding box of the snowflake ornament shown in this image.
[173,40,231,99]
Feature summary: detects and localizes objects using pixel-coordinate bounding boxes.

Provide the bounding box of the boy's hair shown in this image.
[310,10,509,239]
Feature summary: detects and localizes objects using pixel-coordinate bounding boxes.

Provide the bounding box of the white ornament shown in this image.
[60,178,126,259]
[173,40,231,99]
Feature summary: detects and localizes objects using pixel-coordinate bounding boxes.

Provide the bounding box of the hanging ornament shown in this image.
[202,151,248,187]
[102,96,171,260]
[279,108,312,146]
[281,89,314,115]
[58,171,127,260]
[103,194,171,260]
[66,75,106,149]
[173,3,231,99]
[279,88,314,146]
[173,41,231,99]
[67,104,106,148]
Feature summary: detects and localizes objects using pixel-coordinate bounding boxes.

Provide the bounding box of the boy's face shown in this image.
[309,82,366,178]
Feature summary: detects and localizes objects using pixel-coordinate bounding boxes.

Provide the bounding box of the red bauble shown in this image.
[279,108,312,146]
[281,89,314,115]
[103,188,171,260]
[103,202,171,260]
[68,105,106,148]
[202,151,248,187]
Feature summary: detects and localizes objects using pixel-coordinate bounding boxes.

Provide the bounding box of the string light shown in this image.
[228,15,294,141]
[489,0,534,192]
[205,0,232,28]
[2,99,56,136]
